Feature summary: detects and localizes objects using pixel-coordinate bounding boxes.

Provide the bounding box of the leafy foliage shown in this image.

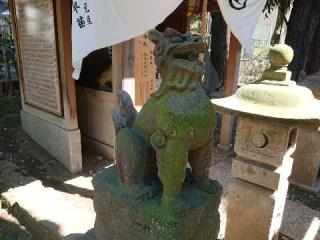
[241,46,270,85]
[264,0,293,18]
[0,17,16,66]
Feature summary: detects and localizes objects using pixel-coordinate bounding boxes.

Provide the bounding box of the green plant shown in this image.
[0,16,17,97]
[0,195,11,209]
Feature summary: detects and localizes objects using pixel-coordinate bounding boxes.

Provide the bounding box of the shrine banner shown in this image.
[72,0,183,79]
[217,0,267,51]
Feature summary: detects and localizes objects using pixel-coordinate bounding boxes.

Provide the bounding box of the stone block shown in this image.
[291,127,320,187]
[262,68,291,81]
[93,166,221,240]
[235,117,291,167]
[225,178,288,240]
[21,110,82,173]
[232,148,294,191]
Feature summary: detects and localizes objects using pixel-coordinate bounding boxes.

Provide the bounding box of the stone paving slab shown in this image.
[3,179,95,240]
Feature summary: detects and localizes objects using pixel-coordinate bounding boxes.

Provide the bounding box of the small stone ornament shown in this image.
[92,28,222,240]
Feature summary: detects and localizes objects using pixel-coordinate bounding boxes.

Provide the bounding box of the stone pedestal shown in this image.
[93,166,221,240]
[21,110,82,173]
[226,179,288,240]
[290,127,320,191]
[293,74,320,192]
[225,117,294,240]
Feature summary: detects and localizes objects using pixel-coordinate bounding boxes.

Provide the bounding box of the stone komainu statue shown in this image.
[112,28,220,208]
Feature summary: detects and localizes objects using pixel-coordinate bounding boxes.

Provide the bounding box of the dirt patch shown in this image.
[0,96,110,238]
[288,185,320,211]
[0,113,72,185]
[0,95,21,118]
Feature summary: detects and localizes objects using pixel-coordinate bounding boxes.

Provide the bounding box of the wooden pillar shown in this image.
[55,0,78,129]
[122,40,136,104]
[112,43,124,111]
[218,33,242,150]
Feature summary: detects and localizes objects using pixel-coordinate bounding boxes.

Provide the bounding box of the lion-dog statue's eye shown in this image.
[154,44,163,55]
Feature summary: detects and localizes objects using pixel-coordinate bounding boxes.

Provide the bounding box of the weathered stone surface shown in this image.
[213,44,313,240]
[268,44,294,68]
[232,147,294,191]
[234,117,291,167]
[21,110,82,173]
[3,180,95,239]
[93,166,221,240]
[111,28,219,208]
[225,178,288,240]
[212,44,320,120]
[291,127,320,187]
[93,28,222,240]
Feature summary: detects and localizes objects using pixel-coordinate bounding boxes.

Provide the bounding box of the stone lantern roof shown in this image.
[212,44,320,120]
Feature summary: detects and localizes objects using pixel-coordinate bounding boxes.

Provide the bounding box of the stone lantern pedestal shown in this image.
[291,72,320,192]
[212,44,320,240]
[226,117,295,240]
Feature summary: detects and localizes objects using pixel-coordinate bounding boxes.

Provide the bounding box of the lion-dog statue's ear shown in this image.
[148,29,162,45]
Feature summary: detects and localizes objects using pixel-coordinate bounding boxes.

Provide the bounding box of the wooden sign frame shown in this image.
[11,0,64,117]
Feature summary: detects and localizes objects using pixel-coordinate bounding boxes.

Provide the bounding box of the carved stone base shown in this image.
[92,166,221,240]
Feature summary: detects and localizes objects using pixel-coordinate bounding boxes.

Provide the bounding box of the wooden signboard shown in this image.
[134,35,157,106]
[12,0,63,116]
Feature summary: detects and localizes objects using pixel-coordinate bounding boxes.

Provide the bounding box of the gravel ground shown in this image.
[0,96,318,240]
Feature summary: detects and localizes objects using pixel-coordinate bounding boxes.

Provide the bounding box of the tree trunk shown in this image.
[306,20,320,74]
[285,0,320,80]
[271,11,284,45]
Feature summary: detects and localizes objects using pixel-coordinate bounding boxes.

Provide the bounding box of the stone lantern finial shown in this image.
[261,44,294,83]
[269,44,294,69]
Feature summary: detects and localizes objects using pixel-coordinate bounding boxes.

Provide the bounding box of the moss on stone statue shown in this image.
[93,166,221,240]
[94,28,222,240]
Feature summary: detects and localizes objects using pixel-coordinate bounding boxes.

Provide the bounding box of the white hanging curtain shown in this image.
[72,0,183,79]
[216,0,267,51]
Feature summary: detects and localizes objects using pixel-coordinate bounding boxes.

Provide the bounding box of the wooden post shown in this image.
[218,33,242,150]
[122,40,135,104]
[55,0,78,129]
[112,43,124,111]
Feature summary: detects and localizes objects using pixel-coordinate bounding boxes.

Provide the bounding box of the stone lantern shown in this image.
[212,44,320,240]
[290,71,320,192]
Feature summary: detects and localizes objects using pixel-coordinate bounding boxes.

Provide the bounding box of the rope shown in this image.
[201,0,208,37]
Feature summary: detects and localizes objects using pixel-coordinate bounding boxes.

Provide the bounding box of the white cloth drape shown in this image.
[216,0,267,51]
[72,0,183,79]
